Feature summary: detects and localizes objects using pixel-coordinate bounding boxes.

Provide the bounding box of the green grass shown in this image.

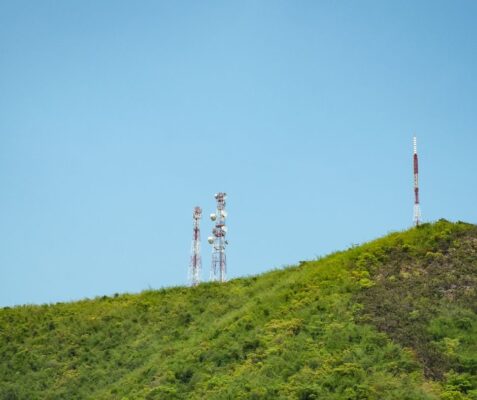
[1,220,476,399]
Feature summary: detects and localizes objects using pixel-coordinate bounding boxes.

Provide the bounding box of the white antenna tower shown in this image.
[189,206,202,286]
[413,136,421,226]
[208,193,228,282]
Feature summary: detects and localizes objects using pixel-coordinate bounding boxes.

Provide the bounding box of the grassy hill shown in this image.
[1,220,476,400]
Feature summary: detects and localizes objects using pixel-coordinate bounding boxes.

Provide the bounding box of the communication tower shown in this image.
[189,206,202,286]
[208,193,228,282]
[413,136,421,226]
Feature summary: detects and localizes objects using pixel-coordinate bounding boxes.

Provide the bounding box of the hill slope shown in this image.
[1,220,476,400]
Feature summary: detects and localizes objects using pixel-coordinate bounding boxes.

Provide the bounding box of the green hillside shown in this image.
[1,220,476,400]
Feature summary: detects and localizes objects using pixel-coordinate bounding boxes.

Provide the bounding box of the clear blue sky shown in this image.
[1,1,476,307]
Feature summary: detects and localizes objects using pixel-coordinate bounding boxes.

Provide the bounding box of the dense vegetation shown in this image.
[0,220,476,399]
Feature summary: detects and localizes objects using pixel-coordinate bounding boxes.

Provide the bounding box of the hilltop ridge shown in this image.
[1,220,476,399]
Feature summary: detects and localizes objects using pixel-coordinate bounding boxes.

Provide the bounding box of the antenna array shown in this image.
[208,193,228,282]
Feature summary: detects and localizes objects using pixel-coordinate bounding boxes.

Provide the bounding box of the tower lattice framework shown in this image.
[189,206,202,286]
[413,136,421,226]
[208,193,228,282]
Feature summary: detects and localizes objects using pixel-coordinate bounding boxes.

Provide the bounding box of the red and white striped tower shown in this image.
[189,206,202,286]
[413,136,421,226]
[208,193,228,282]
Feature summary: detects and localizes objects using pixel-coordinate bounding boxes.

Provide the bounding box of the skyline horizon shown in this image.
[1,1,476,307]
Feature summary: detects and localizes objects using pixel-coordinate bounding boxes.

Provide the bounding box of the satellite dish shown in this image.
[207,236,214,244]
[221,226,228,234]
[221,210,228,218]
[210,213,216,221]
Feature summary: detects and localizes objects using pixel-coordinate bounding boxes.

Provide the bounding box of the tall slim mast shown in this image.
[413,136,421,226]
[208,193,228,282]
[189,206,202,286]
